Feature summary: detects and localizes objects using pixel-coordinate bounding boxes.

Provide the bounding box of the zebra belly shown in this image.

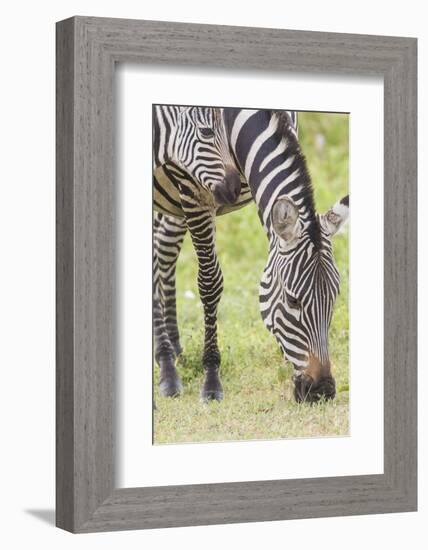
[153,166,253,219]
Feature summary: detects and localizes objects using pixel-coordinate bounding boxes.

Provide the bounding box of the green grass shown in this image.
[154,112,349,444]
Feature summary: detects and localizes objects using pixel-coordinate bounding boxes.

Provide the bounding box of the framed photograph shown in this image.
[56,16,417,533]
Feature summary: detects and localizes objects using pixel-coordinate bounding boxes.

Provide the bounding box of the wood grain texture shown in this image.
[56,16,417,533]
[56,17,76,532]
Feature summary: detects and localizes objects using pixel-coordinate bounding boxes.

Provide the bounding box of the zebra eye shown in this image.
[199,127,214,139]
[286,292,300,309]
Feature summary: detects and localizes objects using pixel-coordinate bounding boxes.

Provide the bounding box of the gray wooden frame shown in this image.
[56,16,417,533]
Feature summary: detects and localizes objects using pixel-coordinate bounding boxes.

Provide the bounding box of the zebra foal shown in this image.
[153,105,246,399]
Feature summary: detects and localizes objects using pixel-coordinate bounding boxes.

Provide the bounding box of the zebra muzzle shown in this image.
[293,372,336,404]
[212,166,242,205]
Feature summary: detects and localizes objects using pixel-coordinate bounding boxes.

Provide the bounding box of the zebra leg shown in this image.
[155,213,187,356]
[185,210,224,401]
[153,213,184,397]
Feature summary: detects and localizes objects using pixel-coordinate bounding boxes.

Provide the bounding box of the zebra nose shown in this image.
[293,354,336,403]
[293,372,336,403]
[213,166,241,205]
[306,353,332,382]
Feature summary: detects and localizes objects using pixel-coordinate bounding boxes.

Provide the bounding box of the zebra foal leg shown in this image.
[153,213,186,397]
[186,210,224,401]
[156,214,187,356]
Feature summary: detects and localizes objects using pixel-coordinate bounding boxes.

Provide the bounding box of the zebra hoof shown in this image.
[200,373,224,402]
[200,389,224,402]
[158,373,183,398]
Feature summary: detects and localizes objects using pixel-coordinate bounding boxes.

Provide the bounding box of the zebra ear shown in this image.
[272,197,301,244]
[321,195,349,237]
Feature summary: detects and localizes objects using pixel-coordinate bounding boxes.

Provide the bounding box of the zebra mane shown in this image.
[270,110,322,250]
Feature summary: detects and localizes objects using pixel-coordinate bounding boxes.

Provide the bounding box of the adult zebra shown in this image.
[153,106,349,403]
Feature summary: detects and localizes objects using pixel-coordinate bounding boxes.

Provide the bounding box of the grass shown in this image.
[154,112,349,444]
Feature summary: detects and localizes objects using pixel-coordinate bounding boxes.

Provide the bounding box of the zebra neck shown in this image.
[246,156,310,235]
[153,105,181,167]
[227,109,318,237]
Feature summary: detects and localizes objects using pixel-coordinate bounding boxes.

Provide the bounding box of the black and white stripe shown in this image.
[153,106,348,403]
[224,108,348,402]
[153,106,246,399]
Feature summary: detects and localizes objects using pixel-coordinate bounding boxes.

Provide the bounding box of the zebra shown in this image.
[153,106,349,403]
[153,105,249,216]
[153,105,248,399]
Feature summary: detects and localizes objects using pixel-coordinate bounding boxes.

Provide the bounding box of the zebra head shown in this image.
[173,107,241,205]
[261,194,349,403]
